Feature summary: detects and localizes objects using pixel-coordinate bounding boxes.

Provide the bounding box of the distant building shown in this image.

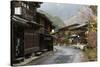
[53,23,88,45]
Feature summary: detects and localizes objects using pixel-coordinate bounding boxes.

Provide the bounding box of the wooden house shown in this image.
[11,1,42,64]
[11,1,54,65]
[53,23,88,45]
[36,12,54,51]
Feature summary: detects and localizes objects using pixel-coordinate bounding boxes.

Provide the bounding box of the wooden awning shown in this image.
[12,15,42,29]
[26,21,43,29]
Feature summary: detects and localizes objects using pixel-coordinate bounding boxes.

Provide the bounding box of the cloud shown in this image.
[64,6,94,26]
[39,3,85,21]
[39,2,94,26]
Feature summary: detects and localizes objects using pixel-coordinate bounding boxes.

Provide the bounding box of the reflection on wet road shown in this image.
[28,46,87,65]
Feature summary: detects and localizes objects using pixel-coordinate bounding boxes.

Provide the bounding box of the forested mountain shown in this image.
[37,9,65,31]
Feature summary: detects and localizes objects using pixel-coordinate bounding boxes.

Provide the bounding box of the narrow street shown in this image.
[27,45,87,65]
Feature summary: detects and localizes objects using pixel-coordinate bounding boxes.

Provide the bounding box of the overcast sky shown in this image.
[38,2,93,26]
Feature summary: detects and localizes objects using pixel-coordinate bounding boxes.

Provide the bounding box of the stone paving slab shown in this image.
[13,51,53,66]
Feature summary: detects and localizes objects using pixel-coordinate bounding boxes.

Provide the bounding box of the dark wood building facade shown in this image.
[11,1,54,65]
[36,12,54,51]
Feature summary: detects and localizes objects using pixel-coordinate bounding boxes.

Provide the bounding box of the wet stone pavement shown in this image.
[27,45,87,65]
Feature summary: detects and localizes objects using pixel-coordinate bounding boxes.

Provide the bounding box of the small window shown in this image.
[27,5,29,9]
[21,2,24,7]
[22,2,27,8]
[14,7,21,15]
[24,3,26,8]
